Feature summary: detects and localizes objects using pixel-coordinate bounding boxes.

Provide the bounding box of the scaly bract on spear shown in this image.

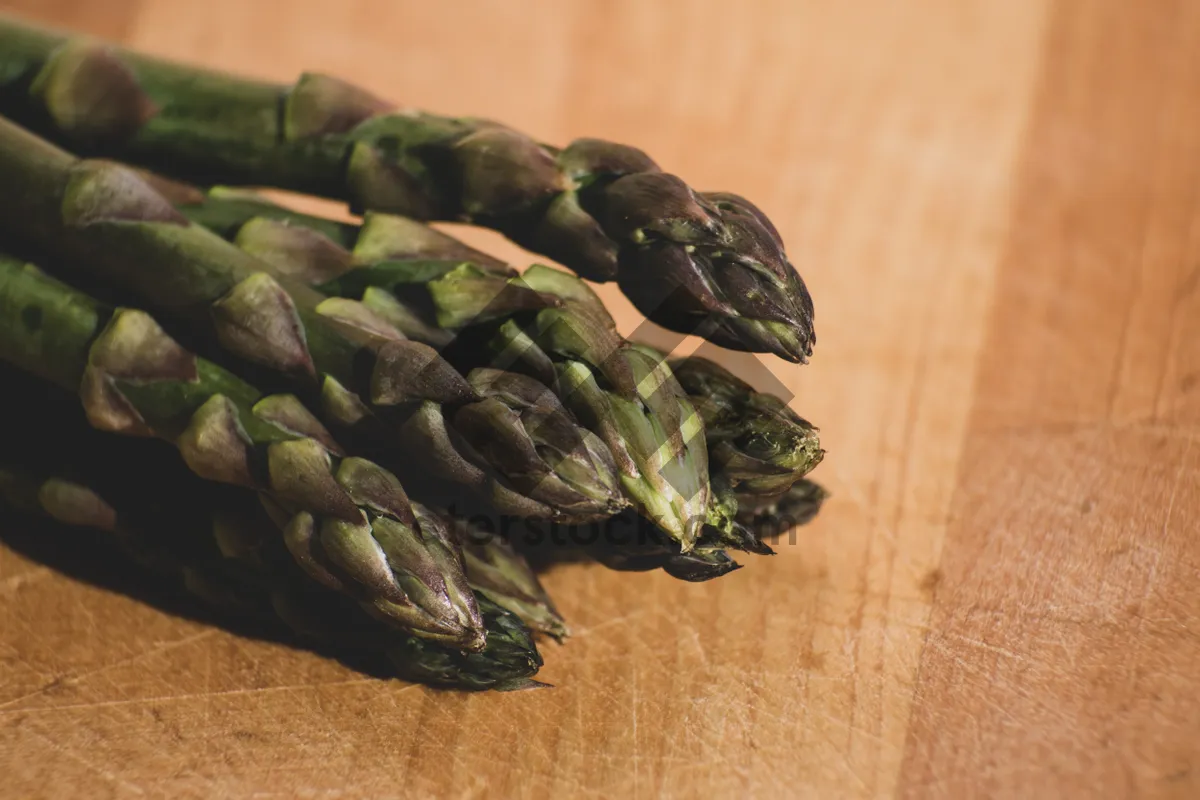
[0,14,816,362]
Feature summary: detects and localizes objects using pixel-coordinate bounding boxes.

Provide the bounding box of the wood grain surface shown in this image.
[1,1,1197,797]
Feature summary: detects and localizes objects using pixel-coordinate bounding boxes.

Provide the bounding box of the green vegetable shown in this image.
[0,14,816,361]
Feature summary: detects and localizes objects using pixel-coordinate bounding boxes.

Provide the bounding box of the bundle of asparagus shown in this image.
[0,15,827,691]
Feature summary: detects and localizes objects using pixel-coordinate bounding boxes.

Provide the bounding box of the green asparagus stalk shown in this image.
[0,115,624,523]
[217,488,569,644]
[139,184,715,550]
[209,505,548,690]
[0,254,487,649]
[0,15,815,362]
[643,348,825,506]
[0,470,116,532]
[147,181,558,346]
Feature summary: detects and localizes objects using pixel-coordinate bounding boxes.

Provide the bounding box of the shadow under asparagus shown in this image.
[0,514,403,681]
[0,365,546,690]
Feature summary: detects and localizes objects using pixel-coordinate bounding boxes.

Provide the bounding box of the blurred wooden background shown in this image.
[2,1,1199,797]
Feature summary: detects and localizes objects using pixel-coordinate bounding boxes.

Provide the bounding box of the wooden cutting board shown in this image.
[2,1,1198,797]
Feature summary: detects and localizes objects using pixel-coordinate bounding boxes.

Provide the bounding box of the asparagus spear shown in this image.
[213,504,547,690]
[148,181,556,346]
[643,348,825,506]
[0,115,623,523]
[0,470,117,533]
[207,496,548,690]
[0,15,815,362]
[0,254,487,649]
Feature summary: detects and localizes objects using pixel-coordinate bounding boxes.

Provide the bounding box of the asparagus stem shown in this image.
[0,14,815,361]
[0,115,625,523]
[643,347,825,507]
[0,253,486,649]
